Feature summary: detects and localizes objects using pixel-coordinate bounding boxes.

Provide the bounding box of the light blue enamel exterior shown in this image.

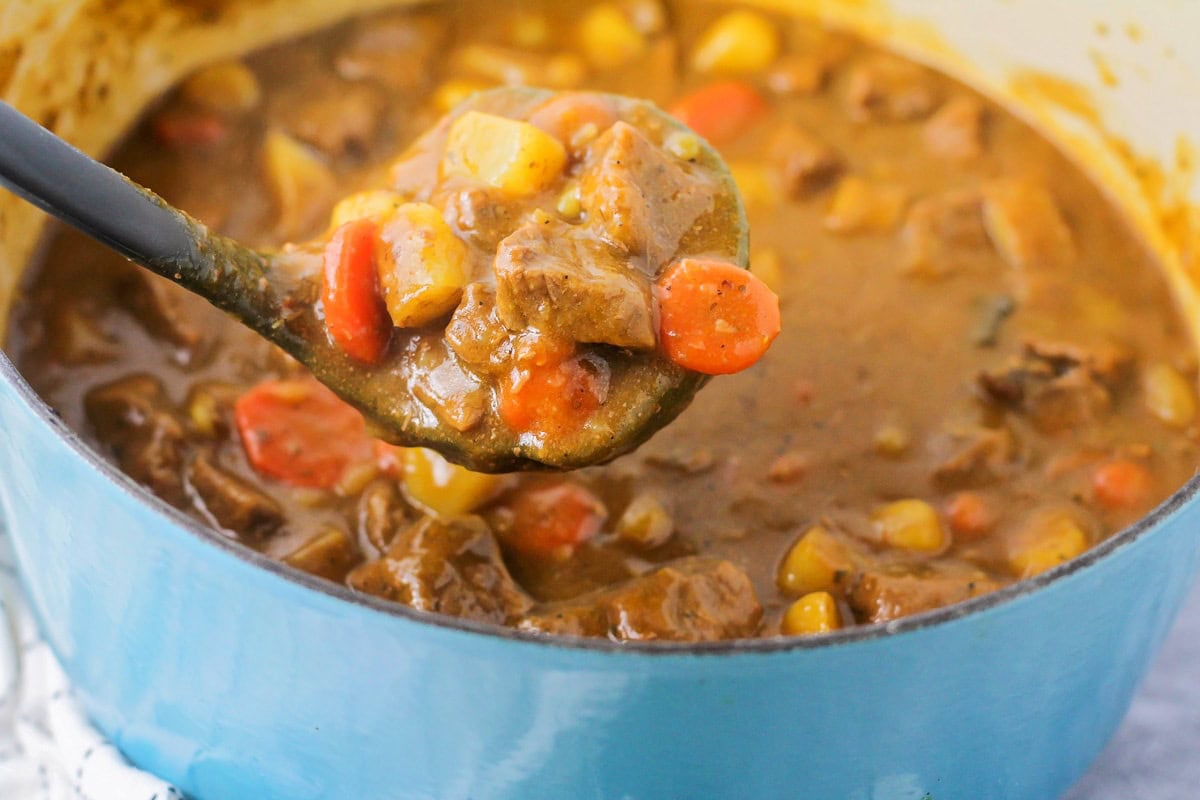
[1,352,1198,800]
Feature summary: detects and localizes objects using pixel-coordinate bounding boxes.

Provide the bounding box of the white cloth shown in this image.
[0,515,1194,800]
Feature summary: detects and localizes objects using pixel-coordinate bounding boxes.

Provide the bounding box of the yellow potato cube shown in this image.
[777,525,855,596]
[691,10,781,75]
[729,161,779,210]
[376,202,469,328]
[402,447,506,517]
[1008,511,1089,578]
[579,5,646,71]
[982,178,1076,268]
[443,111,567,196]
[824,176,907,234]
[329,190,406,230]
[431,78,492,114]
[871,499,947,553]
[263,130,335,238]
[781,591,842,635]
[182,60,261,114]
[1143,362,1197,429]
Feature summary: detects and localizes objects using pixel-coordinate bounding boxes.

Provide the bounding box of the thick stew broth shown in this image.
[9,1,1199,640]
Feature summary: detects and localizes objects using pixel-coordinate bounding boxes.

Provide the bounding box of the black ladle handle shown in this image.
[0,101,301,349]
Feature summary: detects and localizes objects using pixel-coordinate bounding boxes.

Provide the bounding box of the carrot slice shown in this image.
[152,109,229,147]
[321,218,392,363]
[669,80,766,144]
[945,491,995,539]
[657,258,780,375]
[499,340,606,437]
[502,481,607,559]
[1091,459,1154,512]
[235,377,374,489]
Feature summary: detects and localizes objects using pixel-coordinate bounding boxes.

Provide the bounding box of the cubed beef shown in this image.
[923,95,986,161]
[283,527,360,582]
[357,478,415,554]
[271,77,386,158]
[767,123,842,197]
[845,54,943,122]
[518,558,762,641]
[348,517,533,624]
[118,271,203,349]
[335,12,450,92]
[579,121,715,271]
[900,190,990,278]
[444,284,512,375]
[931,426,1018,488]
[850,563,1002,623]
[494,217,656,349]
[187,451,283,540]
[84,375,188,506]
[981,179,1076,269]
[442,185,525,251]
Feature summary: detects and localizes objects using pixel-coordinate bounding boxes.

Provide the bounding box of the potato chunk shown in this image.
[376,202,469,327]
[263,130,336,238]
[982,179,1076,268]
[443,111,567,196]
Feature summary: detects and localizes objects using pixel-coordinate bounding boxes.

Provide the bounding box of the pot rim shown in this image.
[2,347,1195,656]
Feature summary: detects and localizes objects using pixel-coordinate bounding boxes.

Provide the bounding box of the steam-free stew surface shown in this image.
[9,0,1200,640]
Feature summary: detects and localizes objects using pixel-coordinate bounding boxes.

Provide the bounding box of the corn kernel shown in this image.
[777,525,854,596]
[329,190,406,230]
[557,183,583,219]
[1143,362,1196,428]
[691,10,781,75]
[402,447,506,517]
[616,492,674,548]
[443,111,567,196]
[750,248,783,293]
[1008,511,1089,577]
[781,591,842,635]
[729,161,778,209]
[432,79,491,113]
[871,499,947,553]
[873,423,911,457]
[579,4,646,71]
[824,176,907,234]
[181,60,261,114]
[376,202,469,328]
[665,131,701,162]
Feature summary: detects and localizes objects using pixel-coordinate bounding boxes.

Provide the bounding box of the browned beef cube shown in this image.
[118,272,203,349]
[900,190,990,278]
[931,426,1017,488]
[518,559,762,641]
[270,77,385,158]
[767,123,842,197]
[335,12,450,92]
[283,527,360,582]
[441,185,525,251]
[850,563,1002,623]
[357,479,415,554]
[845,54,942,122]
[348,517,533,624]
[924,95,987,161]
[444,284,512,375]
[579,121,715,271]
[494,217,656,349]
[187,451,283,540]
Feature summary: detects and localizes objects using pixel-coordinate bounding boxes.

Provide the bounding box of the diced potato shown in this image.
[263,129,336,238]
[402,447,506,517]
[750,248,783,294]
[452,44,587,89]
[1143,362,1197,428]
[376,202,470,328]
[777,524,855,596]
[1008,511,1089,577]
[509,11,551,48]
[729,161,779,209]
[982,179,1076,268]
[871,499,947,553]
[579,4,646,71]
[616,492,674,548]
[283,527,358,582]
[329,190,406,230]
[181,60,261,114]
[432,78,492,113]
[823,176,907,234]
[691,10,780,75]
[335,461,380,497]
[443,111,567,196]
[781,591,842,635]
[873,423,911,457]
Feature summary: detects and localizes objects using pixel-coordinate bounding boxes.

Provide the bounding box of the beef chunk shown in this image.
[118,272,202,349]
[931,426,1018,488]
[442,185,525,251]
[187,451,283,540]
[271,77,385,158]
[977,340,1129,433]
[445,284,512,375]
[923,95,986,161]
[85,375,188,505]
[407,335,487,432]
[579,121,715,271]
[358,478,415,553]
[347,517,533,624]
[335,12,450,92]
[981,179,1076,269]
[45,304,116,365]
[850,563,1002,623]
[518,559,762,641]
[767,123,842,197]
[495,217,656,349]
[900,190,990,278]
[283,527,360,582]
[845,54,943,122]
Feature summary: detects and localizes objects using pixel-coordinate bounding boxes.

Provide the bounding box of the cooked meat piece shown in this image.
[441,185,525,251]
[335,12,450,92]
[923,95,986,161]
[450,44,586,90]
[283,527,360,582]
[84,375,188,506]
[187,451,283,539]
[977,340,1129,433]
[766,53,831,96]
[981,179,1076,269]
[118,272,203,349]
[358,479,415,553]
[45,304,116,365]
[494,217,656,349]
[850,563,1002,623]
[900,190,991,278]
[931,426,1018,488]
[347,516,533,624]
[579,121,715,271]
[411,356,487,432]
[444,284,512,375]
[518,559,762,641]
[270,76,386,158]
[767,123,842,197]
[823,177,907,234]
[845,53,943,122]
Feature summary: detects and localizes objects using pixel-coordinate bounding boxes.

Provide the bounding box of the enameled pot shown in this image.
[1,2,1198,798]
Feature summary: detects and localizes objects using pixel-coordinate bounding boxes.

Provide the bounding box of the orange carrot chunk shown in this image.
[945,491,995,539]
[321,218,392,363]
[657,258,780,375]
[669,80,766,144]
[1092,459,1154,512]
[499,340,606,437]
[502,482,607,559]
[235,377,375,489]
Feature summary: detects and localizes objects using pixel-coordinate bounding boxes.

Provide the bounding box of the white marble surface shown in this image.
[1066,577,1200,800]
